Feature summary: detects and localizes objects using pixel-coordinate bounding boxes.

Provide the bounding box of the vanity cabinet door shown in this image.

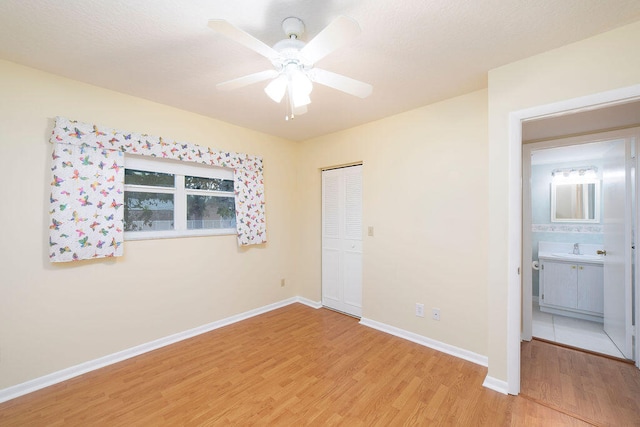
[577,264,604,314]
[541,261,578,309]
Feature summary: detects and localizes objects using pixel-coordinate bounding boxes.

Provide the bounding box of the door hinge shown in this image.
[541,293,544,300]
[517,267,520,275]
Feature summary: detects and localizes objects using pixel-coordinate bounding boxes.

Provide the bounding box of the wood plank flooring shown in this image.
[520,338,640,427]
[0,304,620,426]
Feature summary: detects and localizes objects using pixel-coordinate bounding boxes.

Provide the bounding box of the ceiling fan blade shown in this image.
[309,68,372,98]
[217,70,279,91]
[301,15,361,65]
[208,19,280,60]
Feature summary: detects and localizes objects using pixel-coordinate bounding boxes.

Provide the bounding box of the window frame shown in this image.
[124,154,236,240]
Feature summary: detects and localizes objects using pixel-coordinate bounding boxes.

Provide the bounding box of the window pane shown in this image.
[125,169,174,187]
[185,175,234,192]
[124,192,174,231]
[187,195,236,229]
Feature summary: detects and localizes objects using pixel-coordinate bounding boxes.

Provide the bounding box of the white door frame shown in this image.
[506,84,640,395]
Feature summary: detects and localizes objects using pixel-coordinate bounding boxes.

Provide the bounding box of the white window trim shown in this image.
[123,154,236,240]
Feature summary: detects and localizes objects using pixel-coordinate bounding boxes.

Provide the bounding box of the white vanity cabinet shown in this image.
[539,257,603,320]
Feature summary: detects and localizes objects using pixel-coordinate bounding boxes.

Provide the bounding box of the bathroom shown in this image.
[529,143,621,357]
[521,104,639,362]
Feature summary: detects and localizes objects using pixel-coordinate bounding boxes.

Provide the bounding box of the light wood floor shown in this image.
[0,304,624,426]
[520,338,640,426]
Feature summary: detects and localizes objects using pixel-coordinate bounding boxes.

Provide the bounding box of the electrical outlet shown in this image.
[280,278,286,287]
[432,308,440,321]
[415,303,425,317]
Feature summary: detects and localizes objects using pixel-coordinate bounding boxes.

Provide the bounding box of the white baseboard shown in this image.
[482,375,509,395]
[296,296,322,309]
[0,296,321,404]
[359,317,488,367]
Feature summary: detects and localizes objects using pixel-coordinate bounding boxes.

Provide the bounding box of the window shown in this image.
[124,155,236,240]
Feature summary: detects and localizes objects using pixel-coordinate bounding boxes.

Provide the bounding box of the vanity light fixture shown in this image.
[551,165,598,181]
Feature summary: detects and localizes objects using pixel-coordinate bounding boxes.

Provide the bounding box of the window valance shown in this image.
[48,117,266,262]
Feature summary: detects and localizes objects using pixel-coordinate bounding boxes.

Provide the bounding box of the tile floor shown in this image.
[532,303,625,358]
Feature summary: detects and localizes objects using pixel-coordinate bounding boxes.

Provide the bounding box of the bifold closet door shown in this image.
[322,165,362,317]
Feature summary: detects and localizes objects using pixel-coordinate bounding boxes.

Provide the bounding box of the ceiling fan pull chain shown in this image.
[287,85,295,120]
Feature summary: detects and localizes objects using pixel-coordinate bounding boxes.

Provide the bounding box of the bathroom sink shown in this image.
[550,253,603,262]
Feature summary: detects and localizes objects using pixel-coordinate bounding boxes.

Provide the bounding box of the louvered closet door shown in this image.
[322,165,362,317]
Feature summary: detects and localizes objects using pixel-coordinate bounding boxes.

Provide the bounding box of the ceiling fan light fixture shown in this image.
[266,63,312,109]
[286,65,312,111]
[264,75,287,103]
[292,90,311,108]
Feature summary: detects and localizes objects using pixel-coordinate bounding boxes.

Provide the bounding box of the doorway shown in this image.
[522,132,637,359]
[321,164,363,317]
[507,92,640,395]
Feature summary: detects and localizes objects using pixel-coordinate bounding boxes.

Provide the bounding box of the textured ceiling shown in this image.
[1,1,640,141]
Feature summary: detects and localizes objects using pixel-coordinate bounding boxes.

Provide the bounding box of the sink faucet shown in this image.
[573,243,580,255]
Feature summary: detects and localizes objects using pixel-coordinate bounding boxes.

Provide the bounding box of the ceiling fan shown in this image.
[208,15,372,119]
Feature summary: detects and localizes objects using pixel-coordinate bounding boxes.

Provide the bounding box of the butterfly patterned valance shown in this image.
[48,117,266,262]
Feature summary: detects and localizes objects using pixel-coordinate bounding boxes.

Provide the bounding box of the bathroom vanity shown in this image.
[538,252,604,322]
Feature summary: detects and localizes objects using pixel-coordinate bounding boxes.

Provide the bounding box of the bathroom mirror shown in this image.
[551,180,600,223]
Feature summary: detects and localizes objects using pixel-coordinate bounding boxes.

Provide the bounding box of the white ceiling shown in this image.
[2,1,640,142]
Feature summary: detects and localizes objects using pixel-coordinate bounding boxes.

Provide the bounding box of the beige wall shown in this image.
[295,90,489,356]
[0,60,298,388]
[487,21,640,382]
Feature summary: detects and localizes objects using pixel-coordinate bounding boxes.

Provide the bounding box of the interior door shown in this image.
[322,165,363,317]
[602,138,633,359]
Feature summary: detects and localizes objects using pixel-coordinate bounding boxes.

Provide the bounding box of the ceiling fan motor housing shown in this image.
[272,17,311,70]
[272,38,309,69]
